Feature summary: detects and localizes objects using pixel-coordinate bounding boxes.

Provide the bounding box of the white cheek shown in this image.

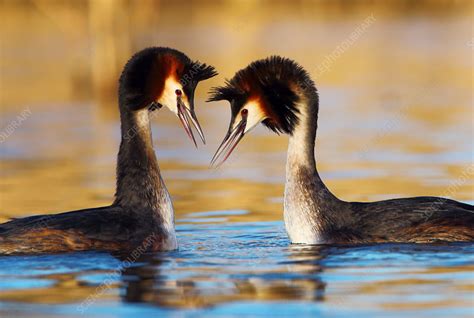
[157,77,183,114]
[235,101,267,134]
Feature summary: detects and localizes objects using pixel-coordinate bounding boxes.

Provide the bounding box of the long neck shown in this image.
[284,92,340,244]
[286,101,316,171]
[286,94,329,192]
[113,106,174,231]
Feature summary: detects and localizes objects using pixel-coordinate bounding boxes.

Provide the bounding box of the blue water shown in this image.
[0,218,472,318]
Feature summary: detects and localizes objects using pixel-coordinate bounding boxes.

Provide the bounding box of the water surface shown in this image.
[0,219,473,318]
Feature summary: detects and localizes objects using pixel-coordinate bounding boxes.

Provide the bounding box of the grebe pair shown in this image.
[0,49,472,255]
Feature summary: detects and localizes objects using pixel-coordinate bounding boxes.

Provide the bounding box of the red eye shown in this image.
[241,109,248,116]
[175,89,182,96]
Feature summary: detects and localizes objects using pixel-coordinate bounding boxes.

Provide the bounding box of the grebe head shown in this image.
[119,47,217,145]
[208,56,316,165]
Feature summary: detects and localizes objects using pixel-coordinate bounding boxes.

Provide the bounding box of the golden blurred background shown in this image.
[0,0,473,222]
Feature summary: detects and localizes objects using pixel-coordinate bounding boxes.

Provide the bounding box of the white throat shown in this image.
[131,109,178,250]
[156,179,178,250]
[283,100,325,244]
[286,104,315,168]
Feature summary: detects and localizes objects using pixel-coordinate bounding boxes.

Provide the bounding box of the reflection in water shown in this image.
[122,245,328,308]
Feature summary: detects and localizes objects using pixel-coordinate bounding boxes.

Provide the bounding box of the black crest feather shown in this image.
[189,61,218,82]
[207,80,246,102]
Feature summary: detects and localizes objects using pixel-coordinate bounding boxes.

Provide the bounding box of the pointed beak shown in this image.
[177,96,206,147]
[210,112,248,167]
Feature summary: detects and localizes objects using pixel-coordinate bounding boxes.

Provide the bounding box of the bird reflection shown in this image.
[119,253,209,308]
[118,245,331,308]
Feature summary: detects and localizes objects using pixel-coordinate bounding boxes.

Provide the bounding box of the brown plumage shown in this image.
[0,47,217,255]
[0,207,139,254]
[209,56,473,244]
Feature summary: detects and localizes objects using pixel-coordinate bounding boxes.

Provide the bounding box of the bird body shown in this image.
[0,206,174,254]
[209,56,474,244]
[0,47,217,255]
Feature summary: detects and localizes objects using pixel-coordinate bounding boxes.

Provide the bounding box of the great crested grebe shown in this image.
[0,47,217,255]
[208,56,473,244]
